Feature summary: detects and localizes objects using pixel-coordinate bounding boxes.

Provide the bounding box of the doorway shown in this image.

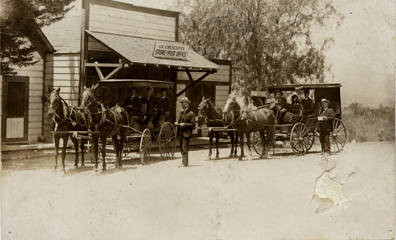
[2,76,29,142]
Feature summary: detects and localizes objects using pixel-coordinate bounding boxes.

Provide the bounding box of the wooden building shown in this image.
[1,27,54,143]
[3,0,232,143]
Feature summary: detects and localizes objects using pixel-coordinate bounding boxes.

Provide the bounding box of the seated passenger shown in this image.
[153,88,170,127]
[283,94,302,123]
[123,87,142,128]
[274,90,288,123]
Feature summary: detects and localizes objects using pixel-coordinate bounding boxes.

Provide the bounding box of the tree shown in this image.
[177,0,343,91]
[0,0,74,74]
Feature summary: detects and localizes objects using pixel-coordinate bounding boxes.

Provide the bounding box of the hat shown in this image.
[179,97,191,104]
[145,86,153,92]
[321,98,330,103]
[303,89,310,93]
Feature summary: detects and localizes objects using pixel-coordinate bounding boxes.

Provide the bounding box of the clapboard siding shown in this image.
[216,85,230,108]
[89,3,176,41]
[177,65,230,83]
[43,53,81,141]
[10,52,44,143]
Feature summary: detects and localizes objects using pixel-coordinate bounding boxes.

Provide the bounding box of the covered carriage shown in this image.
[250,83,347,155]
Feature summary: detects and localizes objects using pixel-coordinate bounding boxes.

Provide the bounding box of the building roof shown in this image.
[86,30,219,71]
[266,83,342,91]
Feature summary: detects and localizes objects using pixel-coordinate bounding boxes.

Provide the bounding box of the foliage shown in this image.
[343,103,395,142]
[0,0,74,74]
[177,0,343,91]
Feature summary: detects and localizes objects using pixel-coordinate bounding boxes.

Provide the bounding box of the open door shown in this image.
[2,76,29,142]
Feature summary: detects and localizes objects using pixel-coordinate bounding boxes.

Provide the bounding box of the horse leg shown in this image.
[119,133,125,168]
[215,133,220,159]
[259,131,266,159]
[208,130,213,160]
[80,140,86,167]
[246,132,253,160]
[71,137,79,168]
[92,135,99,171]
[238,131,244,161]
[101,136,107,171]
[54,135,60,170]
[228,131,234,158]
[235,131,238,157]
[112,135,119,168]
[62,135,69,173]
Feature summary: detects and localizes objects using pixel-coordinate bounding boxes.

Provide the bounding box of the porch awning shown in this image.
[86,30,219,71]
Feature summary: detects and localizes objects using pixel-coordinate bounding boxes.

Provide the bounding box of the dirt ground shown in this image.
[1,142,395,240]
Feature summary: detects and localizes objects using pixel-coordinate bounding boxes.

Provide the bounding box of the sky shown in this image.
[101,0,396,107]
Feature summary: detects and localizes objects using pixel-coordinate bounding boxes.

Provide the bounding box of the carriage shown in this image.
[95,79,177,163]
[250,83,347,155]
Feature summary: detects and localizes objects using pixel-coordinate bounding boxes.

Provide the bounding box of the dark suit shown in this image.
[178,108,196,166]
[142,96,154,125]
[123,96,141,113]
[302,97,315,119]
[318,107,336,153]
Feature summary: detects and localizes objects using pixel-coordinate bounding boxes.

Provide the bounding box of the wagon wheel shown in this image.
[158,122,176,159]
[330,118,347,153]
[140,129,151,164]
[304,130,315,152]
[290,122,310,154]
[251,131,262,156]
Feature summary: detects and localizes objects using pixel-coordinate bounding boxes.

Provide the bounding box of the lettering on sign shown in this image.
[153,42,189,60]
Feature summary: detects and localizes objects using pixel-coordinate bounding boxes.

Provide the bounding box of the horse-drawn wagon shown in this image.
[250,83,347,155]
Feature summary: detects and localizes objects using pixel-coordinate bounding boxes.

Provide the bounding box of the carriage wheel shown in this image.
[140,129,151,164]
[330,118,347,153]
[290,122,310,154]
[158,122,176,159]
[251,131,262,156]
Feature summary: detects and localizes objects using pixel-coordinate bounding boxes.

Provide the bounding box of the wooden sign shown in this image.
[153,42,189,60]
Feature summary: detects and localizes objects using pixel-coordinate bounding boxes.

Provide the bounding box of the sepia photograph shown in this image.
[0,0,395,239]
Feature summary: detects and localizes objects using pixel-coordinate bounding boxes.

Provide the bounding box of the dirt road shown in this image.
[1,142,395,240]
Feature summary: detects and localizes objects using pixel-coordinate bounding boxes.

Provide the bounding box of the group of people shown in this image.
[266,89,315,124]
[266,89,336,157]
[122,86,170,129]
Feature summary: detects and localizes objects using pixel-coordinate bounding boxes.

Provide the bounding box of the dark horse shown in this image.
[47,88,87,172]
[197,97,238,159]
[80,84,129,171]
[223,95,275,160]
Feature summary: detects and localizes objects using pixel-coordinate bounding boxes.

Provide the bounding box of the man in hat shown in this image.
[177,97,196,167]
[302,89,314,119]
[317,98,335,157]
[142,86,154,126]
[274,90,288,123]
[154,88,170,126]
[123,87,142,128]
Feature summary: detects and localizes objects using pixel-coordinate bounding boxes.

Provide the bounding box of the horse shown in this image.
[223,95,275,160]
[197,97,238,159]
[47,88,88,172]
[80,84,129,171]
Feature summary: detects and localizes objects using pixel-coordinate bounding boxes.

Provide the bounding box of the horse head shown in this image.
[47,87,62,117]
[197,97,212,126]
[80,83,99,110]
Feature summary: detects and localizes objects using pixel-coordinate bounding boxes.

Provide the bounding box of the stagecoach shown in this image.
[95,79,178,163]
[250,83,347,155]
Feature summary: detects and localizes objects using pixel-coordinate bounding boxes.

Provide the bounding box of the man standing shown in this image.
[302,89,314,119]
[177,97,196,167]
[318,98,335,158]
[142,86,154,126]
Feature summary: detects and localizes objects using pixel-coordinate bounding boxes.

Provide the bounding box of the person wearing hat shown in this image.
[274,90,288,123]
[142,86,154,126]
[177,97,196,167]
[318,98,335,157]
[123,87,143,128]
[302,89,314,119]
